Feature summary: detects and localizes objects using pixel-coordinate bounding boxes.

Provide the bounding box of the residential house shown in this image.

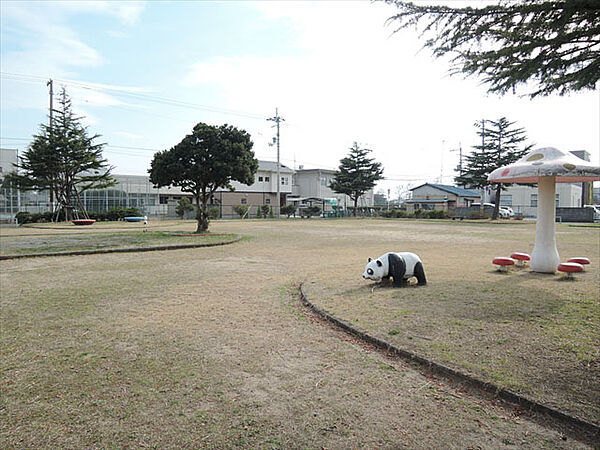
[406,183,480,213]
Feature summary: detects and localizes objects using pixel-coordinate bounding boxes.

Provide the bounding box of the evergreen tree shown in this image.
[330,142,384,216]
[383,1,600,97]
[455,118,533,219]
[149,122,257,233]
[175,197,194,219]
[5,88,114,221]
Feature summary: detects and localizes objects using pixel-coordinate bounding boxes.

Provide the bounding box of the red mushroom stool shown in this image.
[493,257,515,272]
[510,252,531,267]
[557,262,584,279]
[567,257,590,270]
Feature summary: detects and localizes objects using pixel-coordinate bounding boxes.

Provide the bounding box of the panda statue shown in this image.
[362,252,427,287]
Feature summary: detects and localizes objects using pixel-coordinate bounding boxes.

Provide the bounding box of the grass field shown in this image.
[1,218,598,448]
[0,230,236,257]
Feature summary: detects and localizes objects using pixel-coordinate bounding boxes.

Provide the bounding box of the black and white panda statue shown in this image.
[362,252,427,287]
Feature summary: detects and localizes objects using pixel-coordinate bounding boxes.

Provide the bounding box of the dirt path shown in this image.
[1,219,594,448]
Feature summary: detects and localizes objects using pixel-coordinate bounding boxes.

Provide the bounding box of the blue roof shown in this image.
[411,183,480,198]
[406,198,449,203]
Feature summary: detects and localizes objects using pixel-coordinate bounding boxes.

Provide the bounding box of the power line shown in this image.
[0,71,267,120]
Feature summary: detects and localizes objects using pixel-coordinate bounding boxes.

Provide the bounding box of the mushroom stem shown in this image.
[531,176,560,273]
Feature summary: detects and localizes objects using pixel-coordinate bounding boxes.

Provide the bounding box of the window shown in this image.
[265,198,271,204]
[258,176,263,182]
[556,194,560,207]
[264,176,270,182]
[241,198,247,205]
[320,176,327,186]
[530,194,537,207]
[159,197,168,205]
[281,177,288,185]
[500,194,512,206]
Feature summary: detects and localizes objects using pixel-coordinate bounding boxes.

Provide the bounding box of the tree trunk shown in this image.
[195,195,209,233]
[492,184,502,220]
[353,197,358,217]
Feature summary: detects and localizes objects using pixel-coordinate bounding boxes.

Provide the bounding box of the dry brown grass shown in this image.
[1,218,597,448]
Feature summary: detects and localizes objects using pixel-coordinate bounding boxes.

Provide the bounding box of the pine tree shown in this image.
[384,1,600,97]
[6,87,114,221]
[455,118,533,219]
[330,142,384,216]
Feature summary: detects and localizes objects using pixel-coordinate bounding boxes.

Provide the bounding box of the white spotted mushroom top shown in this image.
[488,147,600,184]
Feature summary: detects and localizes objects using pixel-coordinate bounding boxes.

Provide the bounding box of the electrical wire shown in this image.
[1,71,268,120]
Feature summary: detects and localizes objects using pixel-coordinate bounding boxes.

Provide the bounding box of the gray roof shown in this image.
[258,160,294,173]
[411,183,480,198]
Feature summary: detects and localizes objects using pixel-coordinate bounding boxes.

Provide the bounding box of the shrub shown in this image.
[15,211,55,224]
[468,211,490,219]
[424,210,450,219]
[15,211,33,224]
[281,204,296,217]
[307,206,321,217]
[261,205,270,218]
[87,207,142,221]
[233,204,249,218]
[269,206,274,218]
[175,197,194,218]
[208,206,220,220]
[256,206,262,218]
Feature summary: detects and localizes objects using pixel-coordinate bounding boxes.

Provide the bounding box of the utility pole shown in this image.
[450,142,463,178]
[267,108,284,218]
[480,119,486,211]
[47,79,55,212]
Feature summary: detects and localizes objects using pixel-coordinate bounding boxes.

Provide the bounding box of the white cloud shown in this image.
[1,1,147,115]
[183,0,599,188]
[107,30,130,39]
[114,131,143,140]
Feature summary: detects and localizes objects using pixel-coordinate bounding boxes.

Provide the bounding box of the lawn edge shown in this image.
[299,282,600,445]
[0,235,242,260]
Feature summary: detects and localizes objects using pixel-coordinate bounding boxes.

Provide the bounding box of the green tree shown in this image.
[261,205,270,218]
[280,204,296,218]
[149,122,257,233]
[233,204,249,218]
[455,118,533,219]
[384,1,600,97]
[5,88,114,221]
[329,142,384,216]
[175,197,194,219]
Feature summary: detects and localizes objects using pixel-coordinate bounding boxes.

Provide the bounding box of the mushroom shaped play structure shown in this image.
[488,147,600,273]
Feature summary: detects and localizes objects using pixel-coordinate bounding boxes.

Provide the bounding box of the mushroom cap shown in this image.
[488,147,600,183]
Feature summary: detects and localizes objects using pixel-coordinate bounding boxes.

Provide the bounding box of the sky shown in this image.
[1,0,599,197]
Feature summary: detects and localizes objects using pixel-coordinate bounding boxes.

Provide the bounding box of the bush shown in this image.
[208,206,221,219]
[175,197,194,218]
[87,207,142,221]
[281,204,296,217]
[233,204,249,218]
[269,206,274,218]
[468,211,490,219]
[261,205,270,218]
[380,209,409,219]
[302,206,321,218]
[424,210,450,219]
[15,211,55,224]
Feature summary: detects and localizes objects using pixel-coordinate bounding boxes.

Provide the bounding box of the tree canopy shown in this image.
[455,117,533,219]
[329,142,384,215]
[384,0,600,97]
[149,122,257,233]
[5,87,114,221]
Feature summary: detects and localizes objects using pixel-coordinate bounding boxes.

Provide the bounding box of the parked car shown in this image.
[584,205,600,222]
[499,206,514,218]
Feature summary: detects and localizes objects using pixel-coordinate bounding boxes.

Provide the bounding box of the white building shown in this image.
[289,166,375,214]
